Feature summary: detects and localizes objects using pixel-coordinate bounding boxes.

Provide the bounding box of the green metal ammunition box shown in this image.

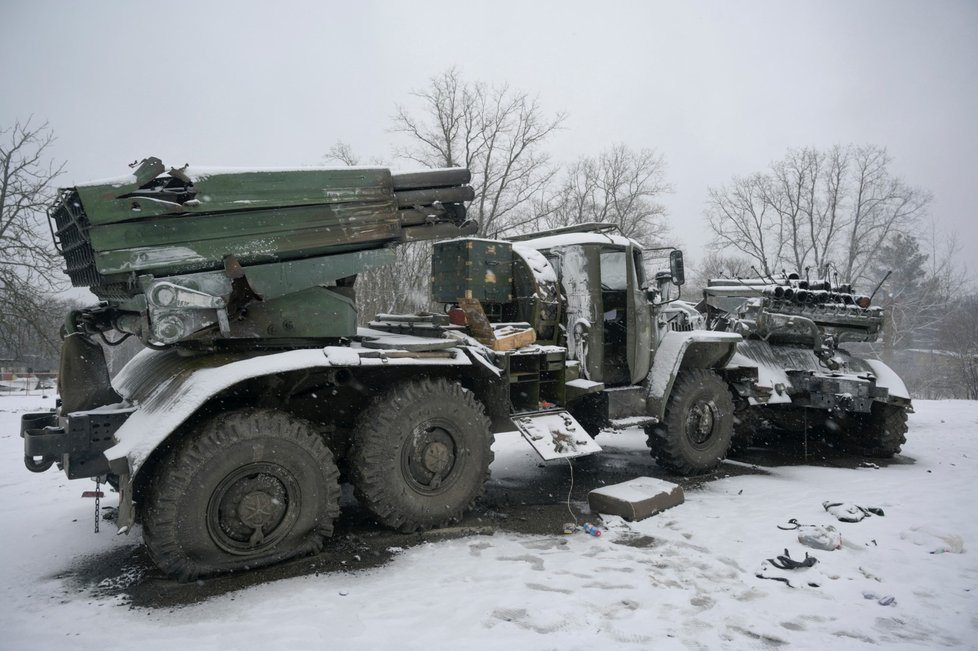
[432,239,513,303]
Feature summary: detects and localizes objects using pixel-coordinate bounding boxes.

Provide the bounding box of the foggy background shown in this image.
[2,0,975,271]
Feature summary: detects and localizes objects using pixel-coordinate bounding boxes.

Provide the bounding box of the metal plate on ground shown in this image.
[513,410,602,460]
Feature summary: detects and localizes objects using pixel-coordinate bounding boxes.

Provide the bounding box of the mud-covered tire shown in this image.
[142,409,341,581]
[350,378,493,533]
[845,402,908,458]
[646,369,735,475]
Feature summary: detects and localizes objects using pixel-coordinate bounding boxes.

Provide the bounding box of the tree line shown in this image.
[2,69,974,397]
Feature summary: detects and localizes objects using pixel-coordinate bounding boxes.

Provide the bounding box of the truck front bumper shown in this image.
[22,408,133,479]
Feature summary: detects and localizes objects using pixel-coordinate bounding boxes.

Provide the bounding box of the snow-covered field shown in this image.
[2,394,976,650]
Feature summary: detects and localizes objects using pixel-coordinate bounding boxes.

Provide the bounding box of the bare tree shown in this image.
[686,252,756,294]
[392,69,565,236]
[706,173,782,275]
[531,144,671,246]
[0,119,66,362]
[706,145,930,285]
[842,146,931,282]
[324,140,361,166]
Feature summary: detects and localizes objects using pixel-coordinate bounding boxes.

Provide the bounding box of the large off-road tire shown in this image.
[142,409,341,581]
[350,378,493,532]
[844,402,908,458]
[645,369,735,475]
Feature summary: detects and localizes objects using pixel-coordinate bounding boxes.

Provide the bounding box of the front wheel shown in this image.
[646,369,735,475]
[843,402,908,458]
[142,409,341,581]
[350,378,493,532]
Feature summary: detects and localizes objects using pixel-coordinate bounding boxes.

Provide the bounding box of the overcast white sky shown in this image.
[2,0,975,277]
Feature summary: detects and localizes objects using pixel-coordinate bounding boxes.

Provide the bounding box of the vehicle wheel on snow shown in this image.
[350,378,493,532]
[845,402,908,458]
[645,369,735,475]
[142,408,341,581]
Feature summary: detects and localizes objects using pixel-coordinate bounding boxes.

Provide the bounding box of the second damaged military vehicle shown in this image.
[21,159,911,579]
[701,276,911,456]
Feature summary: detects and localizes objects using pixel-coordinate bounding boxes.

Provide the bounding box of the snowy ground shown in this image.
[2,394,976,650]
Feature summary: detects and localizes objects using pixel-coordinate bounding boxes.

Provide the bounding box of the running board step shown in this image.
[513,410,602,460]
[609,416,658,430]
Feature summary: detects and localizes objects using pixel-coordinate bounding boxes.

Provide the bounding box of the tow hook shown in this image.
[24,455,55,473]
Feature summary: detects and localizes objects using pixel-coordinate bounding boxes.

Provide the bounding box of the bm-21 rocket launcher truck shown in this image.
[21,158,911,579]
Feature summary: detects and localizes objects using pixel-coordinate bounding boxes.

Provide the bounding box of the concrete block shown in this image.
[588,477,685,522]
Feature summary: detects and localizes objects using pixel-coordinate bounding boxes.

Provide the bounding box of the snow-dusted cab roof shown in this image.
[515,231,636,251]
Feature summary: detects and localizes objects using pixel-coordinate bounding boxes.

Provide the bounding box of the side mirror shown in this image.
[669,250,685,286]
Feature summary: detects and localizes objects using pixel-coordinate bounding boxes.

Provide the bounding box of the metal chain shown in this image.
[94,478,101,534]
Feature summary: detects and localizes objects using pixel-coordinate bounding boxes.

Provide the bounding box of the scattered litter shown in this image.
[755,571,794,587]
[858,566,882,582]
[798,524,842,551]
[562,522,603,537]
[823,501,885,522]
[862,591,897,606]
[767,548,818,570]
[755,560,822,589]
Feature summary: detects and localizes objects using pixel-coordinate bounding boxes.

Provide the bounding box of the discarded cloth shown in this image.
[823,501,885,522]
[798,524,842,551]
[767,548,818,570]
[755,560,823,588]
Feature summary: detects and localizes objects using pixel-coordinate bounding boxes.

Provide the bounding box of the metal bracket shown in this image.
[142,279,231,344]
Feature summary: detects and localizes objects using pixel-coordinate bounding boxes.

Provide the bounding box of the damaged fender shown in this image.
[646,330,742,419]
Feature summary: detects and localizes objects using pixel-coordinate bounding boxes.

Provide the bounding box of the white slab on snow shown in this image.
[589,476,685,521]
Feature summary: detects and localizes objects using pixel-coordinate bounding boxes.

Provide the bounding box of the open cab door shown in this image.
[626,245,653,384]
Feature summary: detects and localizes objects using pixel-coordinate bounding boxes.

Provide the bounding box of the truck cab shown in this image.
[510,228,654,388]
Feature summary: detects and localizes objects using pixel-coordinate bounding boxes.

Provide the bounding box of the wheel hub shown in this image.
[207,463,299,555]
[422,441,452,474]
[686,400,718,447]
[403,426,458,492]
[237,490,279,529]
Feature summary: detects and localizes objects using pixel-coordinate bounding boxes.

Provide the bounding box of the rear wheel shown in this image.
[142,409,340,581]
[350,378,493,532]
[646,369,734,475]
